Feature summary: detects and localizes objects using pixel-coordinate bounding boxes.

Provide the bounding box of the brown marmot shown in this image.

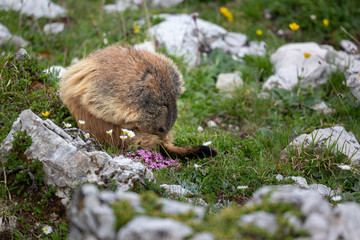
[59,44,217,159]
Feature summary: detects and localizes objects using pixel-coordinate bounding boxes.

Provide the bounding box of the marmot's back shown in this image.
[60,45,217,159]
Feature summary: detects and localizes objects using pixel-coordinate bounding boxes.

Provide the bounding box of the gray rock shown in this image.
[240,211,278,234]
[104,0,140,13]
[345,60,360,101]
[284,126,360,164]
[308,184,337,197]
[0,0,67,19]
[116,216,193,240]
[160,198,205,219]
[216,72,243,92]
[0,110,154,205]
[0,23,28,47]
[68,185,116,240]
[340,40,358,54]
[160,184,193,197]
[303,213,329,240]
[148,14,254,68]
[311,101,334,115]
[151,0,184,8]
[43,65,67,78]
[236,41,266,58]
[190,232,214,240]
[43,22,65,35]
[263,42,359,90]
[283,212,302,231]
[104,0,183,13]
[14,48,29,60]
[277,175,337,197]
[134,41,156,52]
[248,185,332,217]
[160,184,208,208]
[328,203,360,240]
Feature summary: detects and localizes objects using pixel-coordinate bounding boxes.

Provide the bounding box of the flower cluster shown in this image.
[126,149,180,171]
[220,7,233,22]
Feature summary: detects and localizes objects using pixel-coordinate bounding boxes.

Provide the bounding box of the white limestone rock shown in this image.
[247,185,360,240]
[328,203,360,239]
[239,211,278,234]
[345,60,360,101]
[340,39,358,54]
[160,184,208,208]
[103,0,140,13]
[117,216,193,240]
[284,126,360,164]
[277,175,337,197]
[151,0,184,8]
[104,0,183,12]
[68,185,116,240]
[236,41,267,58]
[43,22,65,35]
[148,14,251,68]
[216,71,243,92]
[0,109,154,205]
[0,23,28,47]
[160,184,194,197]
[0,0,67,19]
[160,198,205,219]
[263,42,359,90]
[134,41,156,52]
[311,101,334,115]
[43,65,67,78]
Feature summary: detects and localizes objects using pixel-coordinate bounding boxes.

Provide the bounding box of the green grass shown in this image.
[1,0,360,238]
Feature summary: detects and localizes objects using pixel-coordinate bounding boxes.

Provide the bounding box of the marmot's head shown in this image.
[133,54,184,138]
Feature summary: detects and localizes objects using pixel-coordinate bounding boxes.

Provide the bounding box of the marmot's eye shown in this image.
[158,127,165,133]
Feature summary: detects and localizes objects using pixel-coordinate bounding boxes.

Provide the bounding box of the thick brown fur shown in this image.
[59,44,217,159]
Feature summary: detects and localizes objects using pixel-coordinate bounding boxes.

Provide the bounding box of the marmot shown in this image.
[59,44,217,159]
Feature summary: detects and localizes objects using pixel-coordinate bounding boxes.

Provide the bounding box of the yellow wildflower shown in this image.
[304,52,311,58]
[323,19,329,27]
[220,7,234,22]
[42,111,50,117]
[256,29,263,36]
[289,22,300,31]
[133,25,140,33]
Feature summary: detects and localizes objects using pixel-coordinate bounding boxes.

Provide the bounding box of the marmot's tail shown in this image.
[161,142,217,160]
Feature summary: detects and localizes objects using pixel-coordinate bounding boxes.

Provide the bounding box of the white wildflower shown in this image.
[331,195,342,202]
[207,120,217,127]
[127,131,135,138]
[63,122,71,128]
[194,164,199,170]
[203,141,212,146]
[237,185,249,190]
[338,164,351,170]
[120,135,128,140]
[106,129,113,136]
[85,133,90,138]
[42,225,53,235]
[78,120,85,125]
[198,126,204,132]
